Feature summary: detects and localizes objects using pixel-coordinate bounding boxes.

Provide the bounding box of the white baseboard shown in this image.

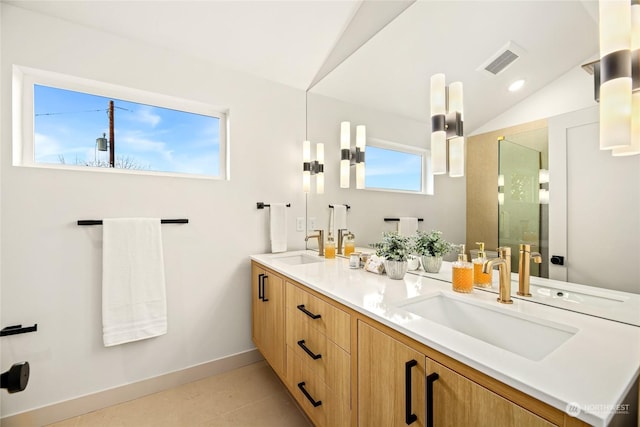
[1,349,263,427]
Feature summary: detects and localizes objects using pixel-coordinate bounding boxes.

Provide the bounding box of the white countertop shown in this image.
[251,250,640,427]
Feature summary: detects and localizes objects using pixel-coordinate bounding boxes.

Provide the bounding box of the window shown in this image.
[365,138,433,194]
[13,66,228,179]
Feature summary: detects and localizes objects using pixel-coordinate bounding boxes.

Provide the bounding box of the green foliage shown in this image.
[413,230,454,257]
[372,232,413,261]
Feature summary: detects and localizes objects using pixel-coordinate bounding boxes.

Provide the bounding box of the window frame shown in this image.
[365,137,434,195]
[13,65,230,180]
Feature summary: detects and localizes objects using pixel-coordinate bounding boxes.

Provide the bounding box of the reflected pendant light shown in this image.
[430,74,465,176]
[355,125,366,189]
[430,74,447,175]
[340,121,351,188]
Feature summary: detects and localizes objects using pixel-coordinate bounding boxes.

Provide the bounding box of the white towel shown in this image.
[270,203,287,253]
[102,218,167,347]
[397,217,419,237]
[333,205,348,237]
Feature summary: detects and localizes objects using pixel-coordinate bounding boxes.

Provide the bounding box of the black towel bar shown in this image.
[384,218,424,222]
[256,203,291,209]
[77,219,188,226]
[328,204,351,209]
[1,324,37,337]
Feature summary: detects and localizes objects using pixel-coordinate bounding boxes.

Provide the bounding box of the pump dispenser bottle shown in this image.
[452,244,473,293]
[325,234,336,259]
[473,242,492,288]
[344,232,355,256]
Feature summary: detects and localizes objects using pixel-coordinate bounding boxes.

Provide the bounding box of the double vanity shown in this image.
[250,250,640,427]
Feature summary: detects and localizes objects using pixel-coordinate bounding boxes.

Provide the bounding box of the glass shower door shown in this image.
[498,139,541,276]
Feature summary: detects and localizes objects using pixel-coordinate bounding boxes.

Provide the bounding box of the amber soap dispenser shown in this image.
[452,244,473,293]
[473,242,492,288]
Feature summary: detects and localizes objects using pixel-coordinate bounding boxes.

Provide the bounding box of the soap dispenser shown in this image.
[344,232,355,256]
[325,234,336,259]
[452,244,473,293]
[473,242,492,288]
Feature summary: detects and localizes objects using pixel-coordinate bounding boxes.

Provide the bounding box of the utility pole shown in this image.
[108,100,115,168]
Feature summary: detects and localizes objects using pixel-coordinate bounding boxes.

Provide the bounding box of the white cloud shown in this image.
[34,133,62,157]
[130,106,161,128]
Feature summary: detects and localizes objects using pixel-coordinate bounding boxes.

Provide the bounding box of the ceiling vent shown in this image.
[477,41,526,76]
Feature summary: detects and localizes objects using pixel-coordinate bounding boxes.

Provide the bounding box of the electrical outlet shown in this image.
[296,217,305,232]
[308,217,317,230]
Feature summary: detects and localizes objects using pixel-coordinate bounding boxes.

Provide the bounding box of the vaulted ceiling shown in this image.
[5,0,599,132]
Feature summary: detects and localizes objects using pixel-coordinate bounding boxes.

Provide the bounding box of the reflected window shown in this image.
[365,140,432,194]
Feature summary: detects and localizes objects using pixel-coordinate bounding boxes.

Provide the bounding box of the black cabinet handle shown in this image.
[297,340,322,360]
[297,381,322,407]
[297,304,321,319]
[426,372,440,427]
[261,275,269,302]
[257,274,264,301]
[405,360,418,425]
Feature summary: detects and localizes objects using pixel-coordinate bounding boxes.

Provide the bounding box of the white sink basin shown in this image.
[398,294,577,361]
[273,254,324,265]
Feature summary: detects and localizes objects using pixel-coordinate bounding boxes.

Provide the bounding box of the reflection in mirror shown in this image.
[305,1,639,298]
[498,127,549,277]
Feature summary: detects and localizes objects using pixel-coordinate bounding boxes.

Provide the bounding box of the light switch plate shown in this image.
[308,217,317,230]
[296,217,304,232]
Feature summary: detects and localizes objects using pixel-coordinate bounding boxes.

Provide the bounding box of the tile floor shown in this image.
[47,361,313,427]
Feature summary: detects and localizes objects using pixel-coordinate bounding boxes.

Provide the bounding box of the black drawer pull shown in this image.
[261,275,269,302]
[297,304,321,319]
[297,340,322,360]
[297,381,322,407]
[426,372,440,427]
[405,360,418,425]
[257,274,265,301]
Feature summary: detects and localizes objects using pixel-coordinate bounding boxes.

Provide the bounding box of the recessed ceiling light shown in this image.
[508,79,525,92]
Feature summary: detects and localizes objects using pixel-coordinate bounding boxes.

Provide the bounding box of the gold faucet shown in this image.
[483,247,513,304]
[518,244,542,297]
[305,229,324,256]
[337,229,348,255]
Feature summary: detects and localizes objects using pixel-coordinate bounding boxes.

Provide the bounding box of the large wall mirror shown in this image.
[305,1,639,294]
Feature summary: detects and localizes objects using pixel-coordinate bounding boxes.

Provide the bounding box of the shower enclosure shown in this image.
[498,128,549,278]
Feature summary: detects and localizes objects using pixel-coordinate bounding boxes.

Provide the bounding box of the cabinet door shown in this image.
[358,321,425,427]
[251,264,285,377]
[425,358,556,427]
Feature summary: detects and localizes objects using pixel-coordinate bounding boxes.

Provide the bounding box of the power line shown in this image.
[35,108,105,117]
[35,105,132,117]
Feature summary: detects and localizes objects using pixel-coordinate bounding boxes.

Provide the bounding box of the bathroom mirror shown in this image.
[304,1,640,295]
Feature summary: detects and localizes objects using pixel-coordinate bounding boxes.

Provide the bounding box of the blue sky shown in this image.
[366,146,422,192]
[34,85,221,175]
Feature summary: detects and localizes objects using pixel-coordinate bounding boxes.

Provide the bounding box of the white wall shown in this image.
[471,62,598,136]
[306,93,466,253]
[1,4,306,417]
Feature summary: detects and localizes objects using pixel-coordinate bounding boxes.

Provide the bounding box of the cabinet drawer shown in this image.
[286,282,350,352]
[286,347,350,427]
[286,308,351,402]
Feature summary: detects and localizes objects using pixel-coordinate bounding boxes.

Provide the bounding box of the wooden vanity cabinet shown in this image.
[358,321,559,427]
[285,281,352,427]
[251,264,285,377]
[251,261,590,427]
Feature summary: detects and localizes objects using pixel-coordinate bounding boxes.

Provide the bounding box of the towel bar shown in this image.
[1,324,37,337]
[328,204,351,209]
[256,202,291,209]
[77,219,188,225]
[384,218,424,222]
